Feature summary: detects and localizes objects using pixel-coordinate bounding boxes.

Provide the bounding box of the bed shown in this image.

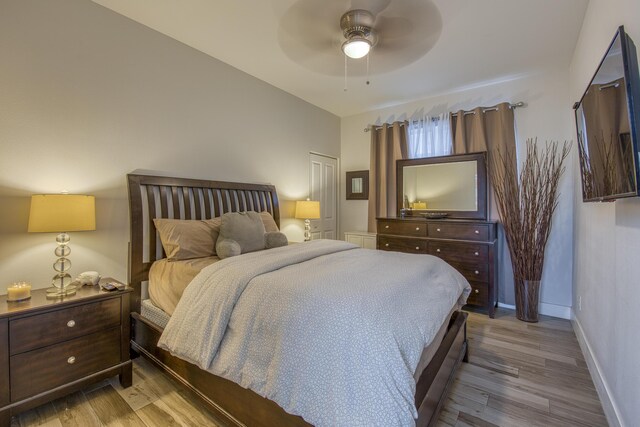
[127,173,469,427]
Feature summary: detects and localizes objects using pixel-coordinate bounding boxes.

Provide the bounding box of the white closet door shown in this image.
[310,153,338,240]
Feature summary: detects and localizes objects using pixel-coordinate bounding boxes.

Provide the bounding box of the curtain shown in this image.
[368,121,408,232]
[407,113,452,158]
[450,102,517,191]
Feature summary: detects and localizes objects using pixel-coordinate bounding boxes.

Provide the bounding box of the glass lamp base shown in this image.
[46,284,77,298]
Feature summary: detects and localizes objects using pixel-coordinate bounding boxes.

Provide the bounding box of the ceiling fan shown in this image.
[277,0,442,78]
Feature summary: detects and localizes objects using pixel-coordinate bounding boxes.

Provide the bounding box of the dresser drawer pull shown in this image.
[385,243,389,247]
[475,270,480,275]
[474,289,479,294]
[67,320,76,328]
[436,248,441,252]
[67,356,76,365]
[415,227,420,231]
[436,228,441,232]
[415,246,420,250]
[474,251,479,256]
[385,225,389,229]
[474,230,480,234]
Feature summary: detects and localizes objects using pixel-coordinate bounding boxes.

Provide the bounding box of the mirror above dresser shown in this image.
[397,152,488,220]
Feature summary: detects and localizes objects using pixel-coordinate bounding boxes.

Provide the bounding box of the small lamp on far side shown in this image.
[295,200,320,242]
[28,194,96,297]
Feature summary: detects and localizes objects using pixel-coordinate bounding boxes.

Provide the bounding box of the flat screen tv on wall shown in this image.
[574,26,640,202]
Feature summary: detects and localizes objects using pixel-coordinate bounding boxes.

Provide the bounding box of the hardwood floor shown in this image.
[12,309,607,427]
[438,309,607,427]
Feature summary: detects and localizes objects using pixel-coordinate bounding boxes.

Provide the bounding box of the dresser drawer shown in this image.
[428,241,489,263]
[427,223,489,241]
[465,282,489,307]
[377,235,426,253]
[447,260,489,283]
[10,327,121,401]
[377,220,427,237]
[10,298,121,355]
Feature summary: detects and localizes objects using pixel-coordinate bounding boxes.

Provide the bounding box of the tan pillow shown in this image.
[154,217,221,261]
[260,211,279,232]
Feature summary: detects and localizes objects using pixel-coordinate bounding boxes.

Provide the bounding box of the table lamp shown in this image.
[295,200,320,242]
[28,194,96,297]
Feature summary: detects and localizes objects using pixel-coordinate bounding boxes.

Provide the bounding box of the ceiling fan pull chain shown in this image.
[366,54,370,86]
[344,54,348,92]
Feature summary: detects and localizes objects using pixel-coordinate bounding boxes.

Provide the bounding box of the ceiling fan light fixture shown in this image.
[342,36,371,59]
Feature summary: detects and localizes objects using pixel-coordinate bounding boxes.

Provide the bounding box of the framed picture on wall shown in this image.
[346,170,369,200]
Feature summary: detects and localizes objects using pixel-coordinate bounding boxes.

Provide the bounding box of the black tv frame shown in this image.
[573,25,640,202]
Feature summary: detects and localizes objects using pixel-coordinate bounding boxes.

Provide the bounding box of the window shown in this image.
[407,113,453,159]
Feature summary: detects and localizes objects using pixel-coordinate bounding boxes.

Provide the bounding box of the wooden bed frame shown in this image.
[127,173,468,427]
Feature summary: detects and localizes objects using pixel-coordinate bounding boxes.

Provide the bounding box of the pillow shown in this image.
[215,238,242,259]
[265,231,288,249]
[260,211,279,232]
[154,218,221,261]
[216,211,266,258]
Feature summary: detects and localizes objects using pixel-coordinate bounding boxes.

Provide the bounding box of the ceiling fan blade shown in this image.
[348,0,392,16]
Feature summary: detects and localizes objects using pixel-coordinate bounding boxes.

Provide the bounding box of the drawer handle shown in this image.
[67,320,76,328]
[474,230,480,234]
[415,227,420,231]
[475,270,480,275]
[67,356,76,365]
[385,225,389,229]
[474,251,479,256]
[474,289,479,294]
[415,246,420,250]
[436,228,441,232]
[436,248,441,253]
[385,243,389,247]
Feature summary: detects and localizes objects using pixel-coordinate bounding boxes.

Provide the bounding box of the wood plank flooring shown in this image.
[12,308,607,427]
[437,309,607,427]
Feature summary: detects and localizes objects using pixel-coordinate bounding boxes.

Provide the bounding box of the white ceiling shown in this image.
[92,0,589,117]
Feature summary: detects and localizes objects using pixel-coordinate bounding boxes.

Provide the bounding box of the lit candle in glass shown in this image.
[7,282,31,302]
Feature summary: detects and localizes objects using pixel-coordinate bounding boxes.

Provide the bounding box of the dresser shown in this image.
[0,281,132,425]
[377,217,498,317]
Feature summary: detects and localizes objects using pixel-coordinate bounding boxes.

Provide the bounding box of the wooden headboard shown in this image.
[127,173,280,312]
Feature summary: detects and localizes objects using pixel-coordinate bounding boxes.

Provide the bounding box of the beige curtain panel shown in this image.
[368,121,408,232]
[450,102,517,220]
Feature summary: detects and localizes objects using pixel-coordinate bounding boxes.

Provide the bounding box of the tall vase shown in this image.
[515,279,541,322]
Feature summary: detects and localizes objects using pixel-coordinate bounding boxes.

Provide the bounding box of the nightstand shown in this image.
[0,278,132,425]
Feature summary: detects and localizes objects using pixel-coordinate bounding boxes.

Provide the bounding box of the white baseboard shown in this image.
[571,312,623,427]
[497,302,571,319]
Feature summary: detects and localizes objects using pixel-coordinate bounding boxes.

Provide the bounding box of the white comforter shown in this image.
[158,240,470,427]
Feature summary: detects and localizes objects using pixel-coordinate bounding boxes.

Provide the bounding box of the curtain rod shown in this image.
[363,101,526,132]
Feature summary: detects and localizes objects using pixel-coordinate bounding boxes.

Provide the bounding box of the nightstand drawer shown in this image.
[10,327,121,402]
[10,298,121,355]
[377,220,427,237]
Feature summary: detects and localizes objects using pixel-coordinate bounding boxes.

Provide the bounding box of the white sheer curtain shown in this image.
[407,113,453,159]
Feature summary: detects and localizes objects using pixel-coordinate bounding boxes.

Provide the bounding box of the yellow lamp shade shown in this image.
[28,194,96,232]
[411,202,427,209]
[295,200,320,219]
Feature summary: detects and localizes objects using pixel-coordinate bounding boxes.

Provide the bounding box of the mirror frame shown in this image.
[397,152,488,220]
[346,170,369,200]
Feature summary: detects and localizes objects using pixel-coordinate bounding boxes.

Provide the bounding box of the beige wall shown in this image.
[0,0,340,290]
[340,68,576,314]
[570,0,640,425]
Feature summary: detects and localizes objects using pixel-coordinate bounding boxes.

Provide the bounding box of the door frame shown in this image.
[309,152,340,239]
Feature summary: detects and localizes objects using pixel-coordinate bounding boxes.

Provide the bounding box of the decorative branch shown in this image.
[490,139,570,282]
